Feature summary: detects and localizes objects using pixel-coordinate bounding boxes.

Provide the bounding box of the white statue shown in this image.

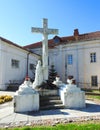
[33,60,43,89]
[53,76,63,87]
[67,79,73,85]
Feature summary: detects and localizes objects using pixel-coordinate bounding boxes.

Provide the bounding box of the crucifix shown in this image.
[31,18,59,81]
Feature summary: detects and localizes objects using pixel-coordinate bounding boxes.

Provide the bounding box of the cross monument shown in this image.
[31,18,59,81]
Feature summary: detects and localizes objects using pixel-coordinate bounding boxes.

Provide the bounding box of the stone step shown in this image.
[40,104,64,110]
[40,95,60,101]
[40,99,62,106]
[40,95,64,110]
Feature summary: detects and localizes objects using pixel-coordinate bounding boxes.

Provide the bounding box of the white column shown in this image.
[42,34,48,80]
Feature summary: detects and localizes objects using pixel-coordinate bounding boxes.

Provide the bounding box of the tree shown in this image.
[49,65,57,83]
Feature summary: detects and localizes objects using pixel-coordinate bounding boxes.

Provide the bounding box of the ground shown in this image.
[0,90,100,128]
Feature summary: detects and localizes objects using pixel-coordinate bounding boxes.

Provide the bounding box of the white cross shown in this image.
[31,18,59,80]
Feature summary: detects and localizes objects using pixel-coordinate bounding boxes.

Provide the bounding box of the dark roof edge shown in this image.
[0,36,40,58]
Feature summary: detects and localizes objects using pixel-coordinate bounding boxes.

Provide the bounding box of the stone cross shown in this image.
[31,18,58,80]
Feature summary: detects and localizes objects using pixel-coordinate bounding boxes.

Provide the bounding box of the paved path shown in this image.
[0,91,100,128]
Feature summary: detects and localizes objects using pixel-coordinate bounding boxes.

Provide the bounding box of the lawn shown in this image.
[86,95,100,100]
[0,122,100,130]
[92,90,100,93]
[85,89,100,101]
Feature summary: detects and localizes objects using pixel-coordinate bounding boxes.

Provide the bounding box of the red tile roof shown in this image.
[0,36,25,50]
[23,30,100,49]
[23,39,54,49]
[0,36,40,57]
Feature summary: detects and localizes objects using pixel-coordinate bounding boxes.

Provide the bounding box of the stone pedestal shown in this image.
[59,84,86,108]
[14,80,39,112]
[64,84,85,108]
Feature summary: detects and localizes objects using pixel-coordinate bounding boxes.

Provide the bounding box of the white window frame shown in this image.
[11,59,19,68]
[90,52,96,63]
[67,54,73,65]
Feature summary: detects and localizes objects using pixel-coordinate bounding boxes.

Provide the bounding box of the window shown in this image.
[11,59,19,68]
[68,54,73,65]
[30,63,35,70]
[54,38,60,43]
[91,76,98,87]
[90,53,96,63]
[53,36,61,44]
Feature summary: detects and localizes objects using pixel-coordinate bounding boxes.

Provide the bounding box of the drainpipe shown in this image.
[26,52,30,77]
[76,45,79,86]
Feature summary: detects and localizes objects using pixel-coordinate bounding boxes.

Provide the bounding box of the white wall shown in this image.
[49,44,79,83]
[0,40,38,90]
[28,54,37,80]
[78,40,100,88]
[49,39,100,88]
[24,39,100,89]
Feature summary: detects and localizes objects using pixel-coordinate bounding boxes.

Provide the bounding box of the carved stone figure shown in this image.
[33,60,43,89]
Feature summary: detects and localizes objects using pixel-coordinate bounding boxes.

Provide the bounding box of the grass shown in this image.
[0,122,100,130]
[86,92,100,102]
[81,88,100,93]
[91,90,100,93]
[86,95,100,100]
[85,89,100,101]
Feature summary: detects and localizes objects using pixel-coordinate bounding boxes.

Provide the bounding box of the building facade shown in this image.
[0,37,40,90]
[24,29,100,89]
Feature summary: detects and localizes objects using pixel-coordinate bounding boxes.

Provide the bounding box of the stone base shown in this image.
[14,94,39,112]
[59,84,86,108]
[64,91,85,108]
[14,80,39,112]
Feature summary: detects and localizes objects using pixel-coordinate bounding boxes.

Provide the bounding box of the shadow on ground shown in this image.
[14,102,100,117]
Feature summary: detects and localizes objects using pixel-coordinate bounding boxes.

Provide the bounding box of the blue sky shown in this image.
[0,0,100,46]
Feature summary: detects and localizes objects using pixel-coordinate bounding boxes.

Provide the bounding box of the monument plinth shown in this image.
[58,77,86,108]
[14,78,39,112]
[63,84,85,108]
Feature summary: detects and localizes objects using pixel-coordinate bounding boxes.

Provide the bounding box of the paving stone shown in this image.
[0,91,100,128]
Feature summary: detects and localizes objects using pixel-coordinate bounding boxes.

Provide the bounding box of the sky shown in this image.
[0,0,100,46]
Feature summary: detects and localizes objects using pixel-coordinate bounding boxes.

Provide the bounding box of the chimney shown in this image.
[74,29,79,40]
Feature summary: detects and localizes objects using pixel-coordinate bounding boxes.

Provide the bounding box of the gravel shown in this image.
[0,115,100,128]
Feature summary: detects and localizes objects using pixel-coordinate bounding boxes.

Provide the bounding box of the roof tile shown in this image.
[23,31,100,49]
